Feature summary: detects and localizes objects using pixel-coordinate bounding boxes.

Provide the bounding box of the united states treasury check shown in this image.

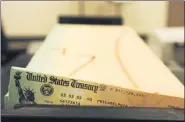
[6,67,184,110]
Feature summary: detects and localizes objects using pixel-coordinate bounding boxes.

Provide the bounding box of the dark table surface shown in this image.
[1,105,184,121]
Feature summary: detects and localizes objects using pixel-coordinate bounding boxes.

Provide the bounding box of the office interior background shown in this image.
[1,1,184,36]
[1,1,184,106]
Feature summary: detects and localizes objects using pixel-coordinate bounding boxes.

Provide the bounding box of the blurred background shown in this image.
[1,1,184,108]
[1,1,184,36]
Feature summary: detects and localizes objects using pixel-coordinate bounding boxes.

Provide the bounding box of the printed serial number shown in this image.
[61,93,82,100]
[112,88,144,97]
[60,99,80,106]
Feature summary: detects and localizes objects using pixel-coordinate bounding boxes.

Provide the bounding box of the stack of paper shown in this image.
[6,24,184,110]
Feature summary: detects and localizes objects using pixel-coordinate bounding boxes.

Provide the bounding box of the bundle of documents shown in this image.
[5,24,184,110]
